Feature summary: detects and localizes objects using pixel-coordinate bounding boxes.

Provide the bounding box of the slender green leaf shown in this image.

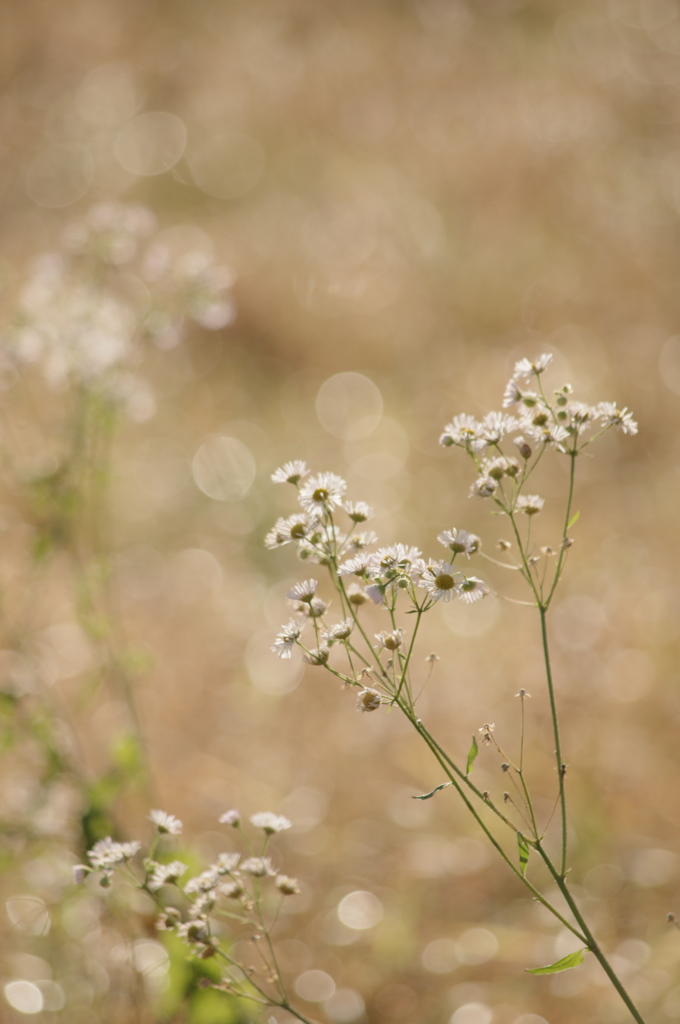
[517,832,530,876]
[526,948,588,975]
[466,735,478,776]
[412,782,451,801]
[567,510,580,529]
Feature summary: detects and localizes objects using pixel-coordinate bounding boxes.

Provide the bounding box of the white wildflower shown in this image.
[250,812,292,834]
[271,461,309,485]
[418,561,460,603]
[299,472,347,513]
[218,809,241,827]
[439,413,484,450]
[470,476,497,498]
[344,501,373,522]
[276,874,301,895]
[513,353,553,379]
[480,411,518,445]
[149,810,183,835]
[516,495,545,515]
[502,378,523,408]
[241,857,275,877]
[148,860,187,891]
[216,852,241,872]
[88,837,141,870]
[286,579,318,603]
[338,553,372,577]
[322,619,354,643]
[437,528,480,556]
[459,577,491,603]
[375,629,404,651]
[595,402,638,436]
[271,620,303,659]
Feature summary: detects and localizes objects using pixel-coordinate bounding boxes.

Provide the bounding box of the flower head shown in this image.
[271,461,309,485]
[513,353,553,379]
[459,576,491,603]
[286,579,319,603]
[271,620,303,659]
[250,812,292,835]
[357,688,382,712]
[148,860,188,891]
[419,561,460,603]
[219,809,241,827]
[595,402,638,436]
[437,528,481,557]
[149,810,183,835]
[299,472,347,513]
[516,495,544,515]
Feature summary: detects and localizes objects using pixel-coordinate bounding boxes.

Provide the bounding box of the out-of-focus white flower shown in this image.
[250,812,292,834]
[149,810,183,835]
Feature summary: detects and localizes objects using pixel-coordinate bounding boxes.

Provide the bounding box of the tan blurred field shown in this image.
[1,2,679,1023]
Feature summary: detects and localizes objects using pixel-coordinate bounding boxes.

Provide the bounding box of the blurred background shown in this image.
[1,1,679,1023]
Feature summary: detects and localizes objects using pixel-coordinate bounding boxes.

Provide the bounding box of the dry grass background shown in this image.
[1,2,680,1023]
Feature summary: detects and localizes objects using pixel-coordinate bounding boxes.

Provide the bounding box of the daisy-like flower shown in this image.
[149,810,183,835]
[470,476,496,498]
[303,645,330,665]
[219,879,245,899]
[322,619,354,644]
[148,860,188,891]
[184,868,221,894]
[516,494,544,515]
[480,411,518,445]
[346,583,369,606]
[271,461,309,485]
[375,629,403,651]
[250,811,292,834]
[297,597,328,619]
[216,852,241,872]
[437,528,480,556]
[367,544,422,577]
[524,423,570,448]
[88,837,141,870]
[439,413,484,450]
[276,874,301,895]
[218,809,241,827]
[345,530,378,552]
[299,472,346,513]
[502,378,523,408]
[344,501,374,523]
[287,579,318,603]
[459,576,490,603]
[271,620,303,659]
[595,402,638,436]
[241,856,275,877]
[357,688,382,712]
[513,353,553,379]
[338,553,372,577]
[264,513,318,550]
[419,560,460,602]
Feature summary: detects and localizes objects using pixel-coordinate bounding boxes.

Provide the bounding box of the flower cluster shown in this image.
[267,460,489,712]
[77,808,300,963]
[3,202,235,419]
[440,353,637,515]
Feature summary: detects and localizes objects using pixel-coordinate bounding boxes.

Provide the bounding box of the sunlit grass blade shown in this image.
[526,948,588,975]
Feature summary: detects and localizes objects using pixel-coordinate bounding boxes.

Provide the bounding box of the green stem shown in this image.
[539,606,567,878]
[536,844,648,1024]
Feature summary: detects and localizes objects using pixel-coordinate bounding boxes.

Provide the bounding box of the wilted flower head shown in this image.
[357,688,382,712]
